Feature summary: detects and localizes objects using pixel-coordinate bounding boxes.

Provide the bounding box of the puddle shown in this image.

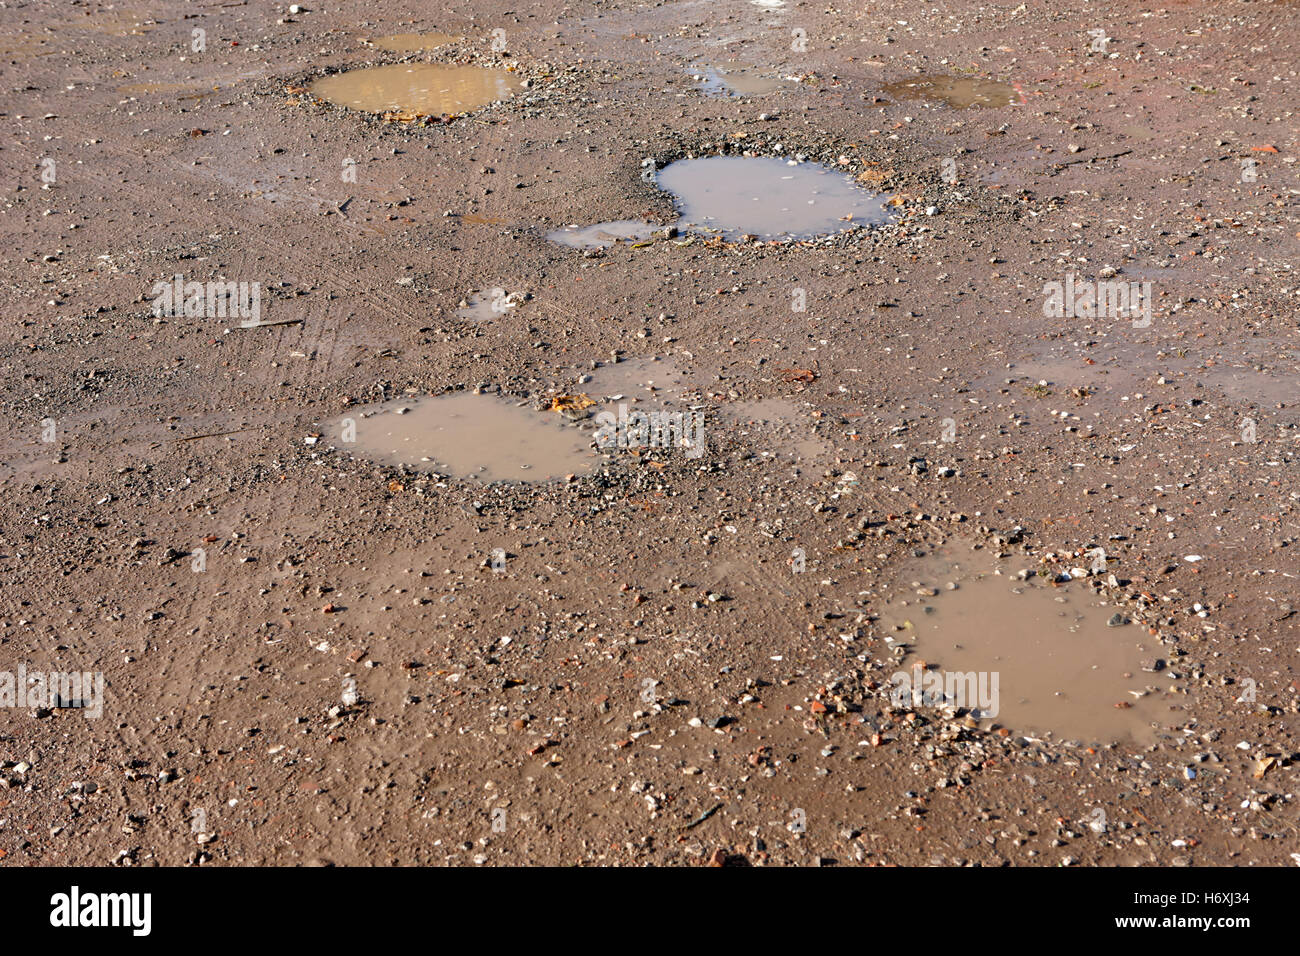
[655,157,890,240]
[0,34,56,60]
[457,213,508,225]
[879,549,1175,743]
[984,337,1300,411]
[330,393,594,481]
[309,63,521,115]
[455,289,518,322]
[693,66,788,97]
[720,398,829,463]
[580,360,827,463]
[883,75,1016,109]
[367,33,458,52]
[583,357,692,401]
[546,220,658,249]
[71,12,154,36]
[118,81,209,95]
[1197,361,1300,408]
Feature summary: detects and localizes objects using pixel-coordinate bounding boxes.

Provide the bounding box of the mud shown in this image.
[656,156,890,239]
[3,0,1298,870]
[882,74,1017,109]
[330,393,595,480]
[880,547,1176,744]
[309,63,521,115]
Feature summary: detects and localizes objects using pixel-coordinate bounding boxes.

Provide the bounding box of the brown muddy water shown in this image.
[879,548,1176,744]
[546,220,659,249]
[118,81,210,95]
[367,33,458,52]
[582,361,828,463]
[883,75,1016,109]
[987,338,1300,412]
[309,63,521,115]
[655,157,890,240]
[719,398,829,463]
[582,357,692,402]
[455,289,520,322]
[331,393,594,481]
[693,66,788,97]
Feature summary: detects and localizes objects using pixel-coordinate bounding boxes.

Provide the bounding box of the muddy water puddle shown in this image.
[655,157,889,240]
[581,360,829,463]
[309,63,520,115]
[331,393,594,481]
[985,338,1300,411]
[879,549,1175,743]
[118,80,213,95]
[693,66,789,97]
[366,33,458,52]
[720,398,830,463]
[546,220,658,249]
[455,289,523,322]
[69,11,155,36]
[583,357,693,402]
[883,75,1016,108]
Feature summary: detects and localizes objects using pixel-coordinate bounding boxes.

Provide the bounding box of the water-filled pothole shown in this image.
[546,220,658,249]
[720,398,830,463]
[879,547,1176,744]
[454,289,523,322]
[330,393,594,481]
[976,337,1300,412]
[309,63,521,115]
[367,32,458,52]
[693,66,788,97]
[655,157,890,240]
[580,359,829,463]
[582,357,692,401]
[883,75,1016,109]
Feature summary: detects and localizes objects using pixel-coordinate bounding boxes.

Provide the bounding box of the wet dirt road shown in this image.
[0,0,1297,866]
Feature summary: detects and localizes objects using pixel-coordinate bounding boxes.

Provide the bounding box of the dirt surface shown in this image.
[1,0,1298,867]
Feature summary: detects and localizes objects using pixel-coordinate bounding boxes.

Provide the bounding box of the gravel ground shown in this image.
[0,0,1297,866]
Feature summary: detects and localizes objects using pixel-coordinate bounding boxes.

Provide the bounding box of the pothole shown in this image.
[308,63,522,115]
[329,393,595,481]
[878,546,1177,744]
[655,156,890,240]
[546,220,659,249]
[455,289,522,322]
[580,359,829,463]
[979,337,1300,412]
[882,75,1016,109]
[692,65,789,97]
[719,397,830,463]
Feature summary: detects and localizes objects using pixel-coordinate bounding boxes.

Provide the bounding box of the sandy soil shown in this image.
[0,0,1297,866]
